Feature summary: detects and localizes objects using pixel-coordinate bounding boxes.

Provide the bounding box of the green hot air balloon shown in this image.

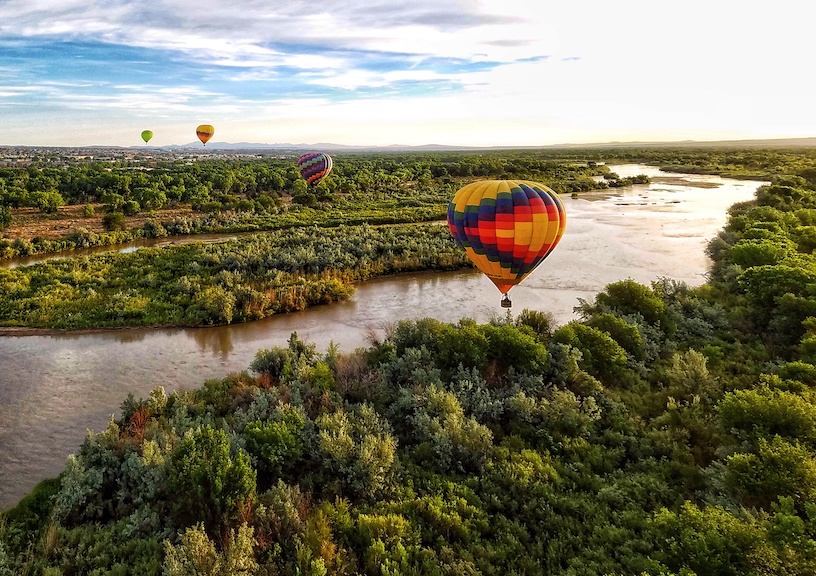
[141,130,153,144]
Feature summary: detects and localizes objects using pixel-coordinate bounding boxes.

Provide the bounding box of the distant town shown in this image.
[0,145,302,167]
[3,136,816,167]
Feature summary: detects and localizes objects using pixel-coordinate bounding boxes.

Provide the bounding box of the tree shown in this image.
[729,238,795,268]
[582,279,673,334]
[168,426,256,535]
[243,407,305,482]
[102,211,127,231]
[652,501,770,576]
[164,522,258,576]
[738,265,816,307]
[122,199,141,215]
[552,322,627,382]
[31,190,64,214]
[719,386,816,446]
[587,312,644,360]
[0,205,11,230]
[725,436,816,510]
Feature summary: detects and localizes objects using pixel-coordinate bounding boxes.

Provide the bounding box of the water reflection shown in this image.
[0,166,769,509]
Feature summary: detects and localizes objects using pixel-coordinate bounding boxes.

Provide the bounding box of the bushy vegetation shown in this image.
[0,223,468,328]
[0,151,622,260]
[7,147,816,573]
[4,258,816,574]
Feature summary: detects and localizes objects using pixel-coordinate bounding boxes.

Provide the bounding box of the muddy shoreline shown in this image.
[0,324,187,337]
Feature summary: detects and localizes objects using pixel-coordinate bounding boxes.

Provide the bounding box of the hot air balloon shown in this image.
[296,152,333,185]
[196,124,215,146]
[447,180,566,308]
[141,130,153,144]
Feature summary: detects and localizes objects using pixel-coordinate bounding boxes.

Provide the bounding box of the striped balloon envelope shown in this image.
[296,152,333,185]
[196,124,214,146]
[447,180,566,307]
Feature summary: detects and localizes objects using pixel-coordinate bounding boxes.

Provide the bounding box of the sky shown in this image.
[0,0,813,148]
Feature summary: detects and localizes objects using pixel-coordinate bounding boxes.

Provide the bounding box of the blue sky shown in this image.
[0,0,813,147]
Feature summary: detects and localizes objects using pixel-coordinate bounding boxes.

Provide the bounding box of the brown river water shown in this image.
[0,166,767,509]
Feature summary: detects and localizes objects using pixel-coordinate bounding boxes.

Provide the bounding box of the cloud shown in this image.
[0,0,556,64]
[1,0,815,146]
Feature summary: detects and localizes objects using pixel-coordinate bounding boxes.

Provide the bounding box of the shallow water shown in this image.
[0,165,767,509]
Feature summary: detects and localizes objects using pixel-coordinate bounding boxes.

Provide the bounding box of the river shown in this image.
[0,166,767,509]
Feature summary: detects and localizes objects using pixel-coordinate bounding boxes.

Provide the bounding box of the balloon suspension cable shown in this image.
[501,294,512,308]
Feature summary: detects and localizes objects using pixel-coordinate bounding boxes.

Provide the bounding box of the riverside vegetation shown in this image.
[4,147,816,573]
[0,224,467,329]
[0,150,648,330]
[0,151,647,260]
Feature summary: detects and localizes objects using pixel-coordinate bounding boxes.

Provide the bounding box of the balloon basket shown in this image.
[500,295,512,308]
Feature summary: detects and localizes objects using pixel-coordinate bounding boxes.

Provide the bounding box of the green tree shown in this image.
[122,199,141,216]
[31,190,64,214]
[587,312,644,360]
[552,322,627,382]
[168,427,257,535]
[725,436,816,510]
[729,238,795,268]
[102,211,127,231]
[0,205,11,230]
[164,522,258,576]
[652,501,771,576]
[243,407,305,482]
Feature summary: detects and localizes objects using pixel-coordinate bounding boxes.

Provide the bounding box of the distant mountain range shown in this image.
[165,142,485,151]
[164,137,816,151]
[4,137,816,153]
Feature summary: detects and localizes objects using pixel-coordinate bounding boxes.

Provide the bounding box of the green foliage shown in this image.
[738,265,816,306]
[0,205,10,230]
[661,349,720,405]
[652,501,771,576]
[315,404,398,499]
[11,148,816,573]
[243,407,305,481]
[409,384,493,473]
[725,436,816,510]
[122,199,141,215]
[588,312,645,360]
[514,308,554,341]
[167,426,256,535]
[250,346,292,384]
[594,279,669,327]
[31,190,64,213]
[730,237,796,267]
[719,385,816,445]
[0,223,466,329]
[0,477,61,557]
[102,211,127,231]
[163,522,258,576]
[552,322,627,382]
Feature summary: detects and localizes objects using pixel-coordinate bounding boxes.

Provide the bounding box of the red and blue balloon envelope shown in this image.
[296,152,333,185]
[447,180,566,307]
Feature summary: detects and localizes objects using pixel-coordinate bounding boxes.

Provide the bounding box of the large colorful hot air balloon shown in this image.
[196,124,214,146]
[141,130,153,144]
[447,180,566,308]
[296,152,333,185]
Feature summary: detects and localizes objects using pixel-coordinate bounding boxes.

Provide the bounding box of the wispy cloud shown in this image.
[1,0,815,146]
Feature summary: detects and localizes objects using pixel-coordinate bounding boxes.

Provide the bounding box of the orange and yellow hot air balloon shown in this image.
[196,124,214,146]
[447,180,566,307]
